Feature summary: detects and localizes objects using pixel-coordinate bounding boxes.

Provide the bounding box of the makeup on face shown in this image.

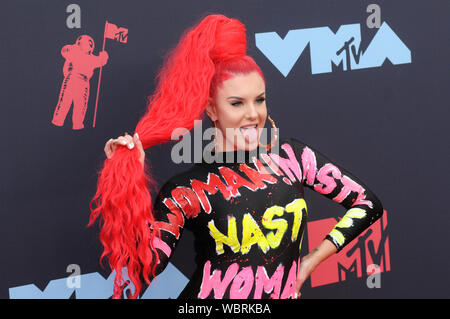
[212,72,267,151]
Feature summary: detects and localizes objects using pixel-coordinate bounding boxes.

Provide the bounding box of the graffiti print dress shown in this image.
[150,137,384,299]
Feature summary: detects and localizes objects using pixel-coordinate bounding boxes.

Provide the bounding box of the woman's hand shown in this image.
[295,240,338,299]
[294,253,316,299]
[104,133,145,167]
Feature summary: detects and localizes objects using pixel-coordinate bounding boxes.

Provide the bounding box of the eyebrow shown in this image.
[227,92,266,100]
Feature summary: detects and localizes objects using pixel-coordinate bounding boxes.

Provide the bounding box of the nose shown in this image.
[245,103,258,120]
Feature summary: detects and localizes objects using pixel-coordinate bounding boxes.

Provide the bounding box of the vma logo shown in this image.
[255,22,411,76]
[9,263,188,299]
[307,210,390,288]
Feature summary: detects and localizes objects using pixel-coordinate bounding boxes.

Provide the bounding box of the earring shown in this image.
[258,115,279,151]
[213,121,218,151]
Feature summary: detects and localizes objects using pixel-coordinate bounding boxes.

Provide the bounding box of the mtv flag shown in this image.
[92,21,128,128]
[104,21,128,43]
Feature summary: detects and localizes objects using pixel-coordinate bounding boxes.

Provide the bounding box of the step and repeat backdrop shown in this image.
[1,0,449,298]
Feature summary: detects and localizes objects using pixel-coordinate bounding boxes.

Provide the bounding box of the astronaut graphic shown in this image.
[52,35,109,130]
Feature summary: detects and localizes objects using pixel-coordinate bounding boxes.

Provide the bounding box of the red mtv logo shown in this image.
[307,210,390,287]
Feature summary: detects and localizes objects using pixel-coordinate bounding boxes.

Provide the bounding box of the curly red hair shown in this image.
[89,14,265,299]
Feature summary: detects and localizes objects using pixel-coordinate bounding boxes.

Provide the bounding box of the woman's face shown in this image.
[207,71,267,152]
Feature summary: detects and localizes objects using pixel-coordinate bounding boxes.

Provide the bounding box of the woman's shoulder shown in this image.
[155,164,204,197]
[277,136,310,151]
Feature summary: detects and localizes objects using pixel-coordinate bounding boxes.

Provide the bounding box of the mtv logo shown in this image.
[307,210,390,287]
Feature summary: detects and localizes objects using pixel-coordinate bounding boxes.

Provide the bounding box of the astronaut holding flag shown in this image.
[51,21,128,130]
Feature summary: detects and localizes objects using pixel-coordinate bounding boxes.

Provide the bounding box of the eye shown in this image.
[231,101,243,106]
[256,97,266,104]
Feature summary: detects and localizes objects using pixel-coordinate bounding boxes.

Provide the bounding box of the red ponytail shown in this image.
[89,14,264,299]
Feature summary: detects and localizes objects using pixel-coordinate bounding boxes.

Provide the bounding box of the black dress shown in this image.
[150,137,383,299]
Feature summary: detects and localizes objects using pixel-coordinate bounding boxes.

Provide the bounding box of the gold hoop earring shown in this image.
[213,121,218,151]
[258,115,279,151]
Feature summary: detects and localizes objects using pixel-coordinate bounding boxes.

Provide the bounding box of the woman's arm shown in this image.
[285,137,384,297]
[150,181,186,278]
[287,137,384,251]
[295,239,337,298]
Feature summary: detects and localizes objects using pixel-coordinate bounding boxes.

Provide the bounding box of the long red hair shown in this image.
[89,14,265,299]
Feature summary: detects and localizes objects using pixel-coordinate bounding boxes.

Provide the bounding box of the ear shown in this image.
[205,99,218,122]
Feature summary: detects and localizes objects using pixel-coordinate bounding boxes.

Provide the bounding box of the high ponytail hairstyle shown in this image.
[89,14,265,299]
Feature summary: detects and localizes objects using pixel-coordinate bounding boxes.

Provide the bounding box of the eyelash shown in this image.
[231,98,266,106]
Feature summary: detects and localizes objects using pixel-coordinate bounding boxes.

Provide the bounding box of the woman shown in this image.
[90,14,384,299]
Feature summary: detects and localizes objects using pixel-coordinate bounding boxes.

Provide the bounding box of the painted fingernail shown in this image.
[294,292,298,299]
[128,142,135,149]
[135,133,139,139]
[120,140,128,145]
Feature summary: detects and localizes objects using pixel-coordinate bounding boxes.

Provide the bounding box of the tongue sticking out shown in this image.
[240,127,258,143]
